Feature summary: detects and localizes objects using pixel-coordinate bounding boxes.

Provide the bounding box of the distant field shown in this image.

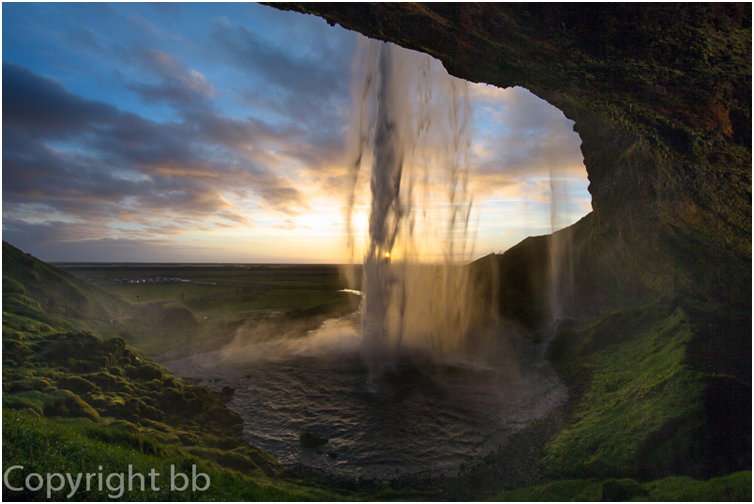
[56,264,362,356]
[56,263,358,294]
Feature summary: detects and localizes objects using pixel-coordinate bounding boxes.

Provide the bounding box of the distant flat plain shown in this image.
[56,263,361,357]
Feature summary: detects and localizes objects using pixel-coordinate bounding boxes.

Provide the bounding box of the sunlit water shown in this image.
[160,313,566,480]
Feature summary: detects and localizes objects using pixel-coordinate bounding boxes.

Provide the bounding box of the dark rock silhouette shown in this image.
[300,431,329,448]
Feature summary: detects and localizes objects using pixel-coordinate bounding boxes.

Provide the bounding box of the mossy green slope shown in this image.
[2,243,348,501]
[3,241,131,321]
[544,303,751,480]
[490,472,751,502]
[544,307,703,478]
[3,409,349,501]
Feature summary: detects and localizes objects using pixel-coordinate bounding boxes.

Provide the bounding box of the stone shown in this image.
[299,431,329,448]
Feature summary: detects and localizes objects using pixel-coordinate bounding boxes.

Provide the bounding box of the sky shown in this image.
[2,3,591,264]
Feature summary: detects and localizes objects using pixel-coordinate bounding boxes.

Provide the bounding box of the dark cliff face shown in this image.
[271,3,751,307]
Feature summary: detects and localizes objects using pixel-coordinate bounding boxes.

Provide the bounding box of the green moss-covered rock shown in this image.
[207,406,243,430]
[152,387,204,415]
[600,478,647,501]
[7,377,52,393]
[185,446,283,478]
[84,371,118,390]
[3,390,47,416]
[231,444,284,478]
[127,362,166,381]
[57,376,99,394]
[43,390,99,422]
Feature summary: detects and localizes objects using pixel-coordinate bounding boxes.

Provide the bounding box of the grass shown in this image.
[3,242,131,321]
[2,241,358,500]
[544,306,705,478]
[489,479,603,501]
[642,472,752,501]
[489,472,751,501]
[55,261,359,356]
[104,283,218,304]
[3,409,349,501]
[85,289,357,357]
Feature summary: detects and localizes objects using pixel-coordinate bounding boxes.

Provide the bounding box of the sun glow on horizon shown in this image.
[2,4,591,264]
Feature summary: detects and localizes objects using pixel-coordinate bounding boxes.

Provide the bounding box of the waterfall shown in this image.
[346,40,493,376]
[546,131,575,330]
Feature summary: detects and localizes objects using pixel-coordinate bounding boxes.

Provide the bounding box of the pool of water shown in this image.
[161,316,566,480]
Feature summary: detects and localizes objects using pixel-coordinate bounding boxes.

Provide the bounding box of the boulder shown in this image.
[220,385,235,401]
[299,431,329,448]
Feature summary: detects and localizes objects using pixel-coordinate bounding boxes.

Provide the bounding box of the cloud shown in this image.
[64,27,103,52]
[464,85,587,198]
[2,63,308,245]
[147,3,184,20]
[1,219,222,262]
[129,12,162,37]
[209,18,353,147]
[118,48,317,213]
[127,48,215,107]
[273,218,310,231]
[2,62,117,136]
[209,20,350,97]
